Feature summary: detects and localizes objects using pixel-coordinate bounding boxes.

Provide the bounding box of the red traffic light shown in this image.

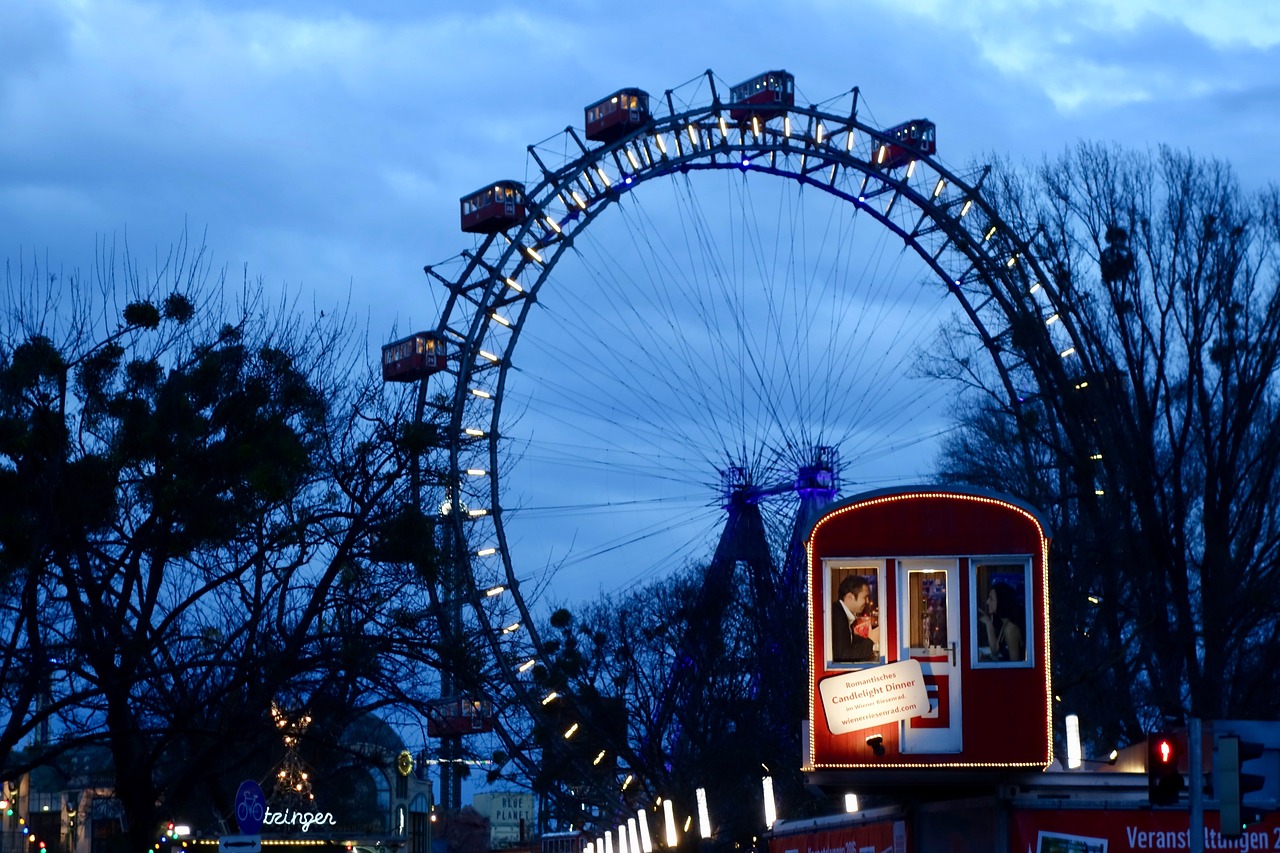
[1147,732,1185,806]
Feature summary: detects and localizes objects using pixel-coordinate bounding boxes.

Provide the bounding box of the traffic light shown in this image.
[1218,735,1266,839]
[1147,732,1184,805]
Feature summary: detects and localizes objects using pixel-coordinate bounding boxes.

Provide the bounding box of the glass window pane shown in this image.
[828,564,882,663]
[909,570,948,649]
[975,562,1029,663]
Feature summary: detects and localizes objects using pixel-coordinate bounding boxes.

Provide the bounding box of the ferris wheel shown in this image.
[386,68,1088,821]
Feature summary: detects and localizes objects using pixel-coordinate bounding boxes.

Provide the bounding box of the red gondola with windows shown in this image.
[728,69,795,122]
[381,331,447,383]
[460,180,526,234]
[426,696,495,737]
[805,486,1052,778]
[872,119,937,170]
[585,88,651,143]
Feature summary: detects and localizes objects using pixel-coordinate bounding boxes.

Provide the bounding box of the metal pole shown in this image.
[1189,717,1203,853]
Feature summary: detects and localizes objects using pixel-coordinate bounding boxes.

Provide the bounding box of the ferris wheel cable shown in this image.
[519,219,768,468]
[521,198,731,451]
[578,511,736,599]
[538,504,724,571]
[508,448,714,484]
[672,170,860,461]
[599,170,942,473]
[507,494,712,515]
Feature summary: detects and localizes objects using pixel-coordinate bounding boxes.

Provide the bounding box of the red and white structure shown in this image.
[805,486,1052,772]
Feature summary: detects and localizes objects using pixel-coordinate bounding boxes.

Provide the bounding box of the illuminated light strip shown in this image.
[490,311,511,327]
[830,164,838,183]
[464,427,485,437]
[544,216,561,234]
[626,149,640,170]
[784,115,791,137]
[805,489,1054,769]
[1006,255,1018,268]
[1046,313,1060,325]
[504,277,523,293]
[541,691,559,705]
[653,133,666,155]
[662,800,678,848]
[466,468,487,476]
[470,388,491,399]
[906,159,916,178]
[876,145,886,165]
[637,809,653,853]
[719,115,728,138]
[695,788,711,839]
[933,178,946,198]
[595,167,611,187]
[984,226,997,242]
[570,191,587,210]
[564,723,579,739]
[960,199,973,217]
[518,658,536,672]
[751,115,760,137]
[1060,346,1077,358]
[467,507,488,517]
[523,245,544,263]
[815,121,824,145]
[846,130,855,151]
[594,749,607,765]
[1030,281,1043,294]
[501,621,520,634]
[475,546,497,557]
[686,124,698,147]
[484,584,505,596]
[476,350,498,363]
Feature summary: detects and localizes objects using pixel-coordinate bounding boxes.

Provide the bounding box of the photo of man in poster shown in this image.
[832,574,877,663]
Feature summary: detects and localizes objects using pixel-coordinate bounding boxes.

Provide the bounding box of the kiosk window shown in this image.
[907,569,949,652]
[974,560,1031,665]
[825,563,883,665]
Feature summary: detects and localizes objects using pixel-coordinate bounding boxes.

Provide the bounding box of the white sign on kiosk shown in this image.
[819,659,929,735]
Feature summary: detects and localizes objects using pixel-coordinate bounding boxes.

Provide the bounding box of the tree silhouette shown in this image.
[937,144,1280,750]
[0,236,436,851]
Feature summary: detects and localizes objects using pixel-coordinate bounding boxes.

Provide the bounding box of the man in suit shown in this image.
[832,575,876,662]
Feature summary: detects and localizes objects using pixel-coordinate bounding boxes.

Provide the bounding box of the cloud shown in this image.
[851,0,1280,114]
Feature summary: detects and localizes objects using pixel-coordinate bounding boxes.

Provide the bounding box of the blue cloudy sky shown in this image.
[3,0,1278,603]
[4,0,1276,328]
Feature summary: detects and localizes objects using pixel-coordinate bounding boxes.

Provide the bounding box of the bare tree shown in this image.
[938,144,1280,747]
[0,235,439,849]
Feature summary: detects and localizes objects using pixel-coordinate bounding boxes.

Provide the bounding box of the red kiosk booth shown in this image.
[805,486,1052,773]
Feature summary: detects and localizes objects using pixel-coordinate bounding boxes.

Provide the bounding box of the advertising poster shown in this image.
[1012,809,1280,852]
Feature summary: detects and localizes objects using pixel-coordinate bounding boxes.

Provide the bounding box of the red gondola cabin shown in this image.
[460,180,526,234]
[381,331,447,383]
[806,486,1052,775]
[585,88,651,143]
[728,69,795,122]
[872,119,937,170]
[426,696,495,737]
